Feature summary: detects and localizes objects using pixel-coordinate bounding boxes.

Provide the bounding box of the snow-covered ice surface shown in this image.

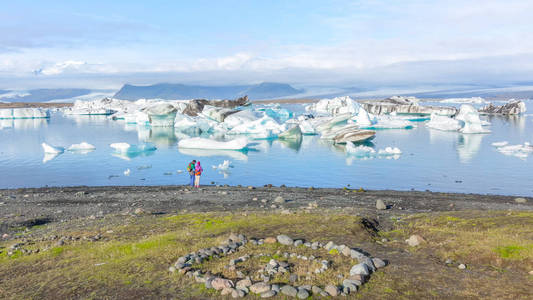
[1,99,533,196]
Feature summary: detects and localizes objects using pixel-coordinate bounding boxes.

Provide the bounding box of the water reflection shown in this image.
[277,136,303,152]
[178,148,249,161]
[43,152,61,163]
[456,134,485,163]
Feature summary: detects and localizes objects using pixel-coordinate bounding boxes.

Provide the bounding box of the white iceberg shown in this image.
[0,108,50,119]
[67,142,96,151]
[360,116,414,129]
[345,143,376,156]
[110,142,157,153]
[213,160,232,171]
[378,147,402,155]
[144,103,177,127]
[178,137,250,150]
[495,142,533,159]
[124,168,131,176]
[305,96,361,116]
[42,142,64,154]
[491,141,508,147]
[227,115,286,139]
[426,113,463,131]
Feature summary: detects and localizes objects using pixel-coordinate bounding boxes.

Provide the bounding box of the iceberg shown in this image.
[200,105,238,122]
[0,108,50,119]
[144,103,177,127]
[493,142,533,159]
[278,125,302,140]
[479,100,526,115]
[378,147,402,155]
[67,142,96,151]
[213,160,232,171]
[124,168,131,176]
[361,96,457,116]
[110,142,157,153]
[223,110,260,128]
[491,141,508,147]
[315,113,352,132]
[426,113,463,131]
[227,115,286,139]
[178,137,250,150]
[346,142,402,158]
[360,116,414,129]
[457,105,490,134]
[42,142,64,154]
[305,96,361,116]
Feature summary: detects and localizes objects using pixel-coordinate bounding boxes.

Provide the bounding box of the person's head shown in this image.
[196,161,201,166]
[192,160,196,164]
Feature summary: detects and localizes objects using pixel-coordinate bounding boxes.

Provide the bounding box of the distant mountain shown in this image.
[0,88,92,102]
[113,82,302,100]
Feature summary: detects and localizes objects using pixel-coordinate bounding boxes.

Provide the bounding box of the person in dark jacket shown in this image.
[187,160,196,186]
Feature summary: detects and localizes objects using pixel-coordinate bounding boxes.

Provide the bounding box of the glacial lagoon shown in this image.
[0,101,532,196]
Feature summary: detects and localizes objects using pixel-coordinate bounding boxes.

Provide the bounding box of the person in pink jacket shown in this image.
[194,161,203,188]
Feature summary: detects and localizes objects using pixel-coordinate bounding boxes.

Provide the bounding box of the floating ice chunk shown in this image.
[144,103,177,127]
[223,110,259,128]
[279,125,302,140]
[441,97,486,104]
[0,108,49,119]
[176,170,183,174]
[42,142,64,154]
[110,142,157,153]
[360,116,414,129]
[306,96,361,116]
[378,147,402,155]
[298,119,316,135]
[426,113,463,131]
[124,168,131,176]
[457,105,491,134]
[351,107,374,126]
[227,115,286,138]
[345,143,376,156]
[67,142,96,151]
[178,137,250,150]
[491,141,508,147]
[495,142,533,158]
[213,160,232,171]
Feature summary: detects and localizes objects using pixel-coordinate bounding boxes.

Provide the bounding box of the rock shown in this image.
[325,285,339,296]
[134,208,145,215]
[372,257,387,269]
[232,289,246,298]
[274,196,286,204]
[406,234,425,247]
[271,284,280,292]
[360,256,376,272]
[350,249,365,260]
[458,264,467,270]
[281,285,298,297]
[515,197,527,203]
[261,290,276,298]
[277,234,293,245]
[324,241,335,251]
[264,237,277,244]
[297,288,309,299]
[289,274,298,283]
[376,199,387,210]
[341,246,351,257]
[343,282,358,294]
[212,278,234,290]
[221,287,235,296]
[168,266,176,273]
[250,282,271,294]
[445,258,453,264]
[252,197,258,201]
[236,278,253,288]
[248,186,254,190]
[312,285,322,294]
[528,270,533,275]
[293,239,303,247]
[350,263,370,276]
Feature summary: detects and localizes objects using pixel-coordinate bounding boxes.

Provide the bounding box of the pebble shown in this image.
[515,197,527,203]
[264,237,277,244]
[325,285,339,296]
[276,234,293,245]
[296,290,309,299]
[376,199,387,210]
[248,186,255,190]
[260,290,276,298]
[405,234,425,247]
[372,258,387,269]
[252,197,258,201]
[458,264,467,270]
[281,285,297,297]
[168,266,176,273]
[445,258,453,264]
[274,196,286,204]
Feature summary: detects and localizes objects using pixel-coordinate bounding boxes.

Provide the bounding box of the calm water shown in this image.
[1,101,532,196]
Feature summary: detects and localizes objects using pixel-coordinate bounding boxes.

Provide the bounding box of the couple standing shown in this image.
[187,160,203,188]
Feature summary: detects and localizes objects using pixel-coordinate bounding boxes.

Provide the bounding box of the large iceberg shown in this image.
[178,137,250,150]
[479,100,526,115]
[426,113,463,131]
[457,105,490,134]
[0,108,49,119]
[305,96,361,116]
[361,96,457,116]
[144,103,177,127]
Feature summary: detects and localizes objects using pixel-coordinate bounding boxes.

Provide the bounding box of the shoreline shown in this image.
[1,185,531,234]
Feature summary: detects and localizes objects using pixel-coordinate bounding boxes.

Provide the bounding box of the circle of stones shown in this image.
[170,233,387,298]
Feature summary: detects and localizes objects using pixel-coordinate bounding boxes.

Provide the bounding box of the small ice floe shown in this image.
[345,143,402,160]
[178,137,250,150]
[42,142,64,154]
[213,160,232,171]
[67,142,96,152]
[123,168,131,176]
[494,142,533,159]
[176,170,183,174]
[491,141,508,147]
[426,113,463,131]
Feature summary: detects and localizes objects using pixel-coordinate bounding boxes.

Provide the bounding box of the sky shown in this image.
[1,0,533,89]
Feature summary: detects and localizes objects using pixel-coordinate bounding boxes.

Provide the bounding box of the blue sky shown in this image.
[1,0,533,89]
